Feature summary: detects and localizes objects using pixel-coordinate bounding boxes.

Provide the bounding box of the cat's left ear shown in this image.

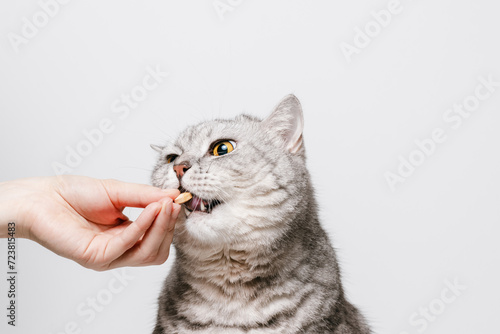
[263,94,304,154]
[150,144,164,153]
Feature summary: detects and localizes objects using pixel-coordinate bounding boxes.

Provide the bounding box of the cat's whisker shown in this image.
[211,185,231,203]
[206,161,214,173]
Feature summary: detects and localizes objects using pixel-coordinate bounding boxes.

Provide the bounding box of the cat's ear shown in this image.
[263,94,304,154]
[150,144,164,153]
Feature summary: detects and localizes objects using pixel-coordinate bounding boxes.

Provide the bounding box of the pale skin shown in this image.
[0,175,181,271]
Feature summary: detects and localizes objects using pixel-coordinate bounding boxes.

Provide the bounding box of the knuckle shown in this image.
[143,250,169,265]
[93,266,108,272]
[103,178,118,186]
[152,257,167,265]
[81,261,106,272]
[142,253,158,264]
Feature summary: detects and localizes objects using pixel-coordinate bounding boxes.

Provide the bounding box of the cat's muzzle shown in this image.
[177,188,222,214]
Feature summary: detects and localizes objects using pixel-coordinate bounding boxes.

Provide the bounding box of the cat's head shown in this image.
[151,95,310,248]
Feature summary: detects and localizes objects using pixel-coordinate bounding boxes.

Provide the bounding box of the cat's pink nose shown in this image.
[173,162,191,179]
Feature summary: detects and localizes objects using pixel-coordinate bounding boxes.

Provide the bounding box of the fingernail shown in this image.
[159,197,173,204]
[173,206,181,220]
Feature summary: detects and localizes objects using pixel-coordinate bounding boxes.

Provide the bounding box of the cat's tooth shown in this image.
[200,201,206,212]
[184,206,191,217]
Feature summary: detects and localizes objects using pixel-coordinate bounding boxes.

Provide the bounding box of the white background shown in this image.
[1,0,499,333]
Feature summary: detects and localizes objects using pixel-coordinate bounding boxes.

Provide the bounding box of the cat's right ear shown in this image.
[263,94,304,154]
[150,144,164,153]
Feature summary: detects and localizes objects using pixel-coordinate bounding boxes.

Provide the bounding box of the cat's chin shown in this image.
[178,202,259,246]
[179,206,233,245]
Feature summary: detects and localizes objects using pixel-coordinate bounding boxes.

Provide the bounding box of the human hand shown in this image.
[0,175,180,271]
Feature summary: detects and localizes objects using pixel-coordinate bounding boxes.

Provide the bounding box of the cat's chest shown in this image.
[202,251,254,284]
[177,275,317,330]
[175,254,318,330]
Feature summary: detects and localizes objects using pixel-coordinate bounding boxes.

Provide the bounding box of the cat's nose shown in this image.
[173,162,191,179]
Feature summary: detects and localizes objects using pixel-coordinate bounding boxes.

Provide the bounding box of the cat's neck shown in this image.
[173,188,326,295]
[174,209,320,293]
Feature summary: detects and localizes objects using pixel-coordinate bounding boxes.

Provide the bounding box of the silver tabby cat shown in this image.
[150,95,371,334]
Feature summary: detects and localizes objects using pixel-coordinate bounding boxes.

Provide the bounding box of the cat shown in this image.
[150,95,371,334]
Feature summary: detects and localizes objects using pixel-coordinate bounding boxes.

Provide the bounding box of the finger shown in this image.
[104,202,162,262]
[101,179,180,209]
[108,202,180,268]
[136,198,174,260]
[155,203,181,261]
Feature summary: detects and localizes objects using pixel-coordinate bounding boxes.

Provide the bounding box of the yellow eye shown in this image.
[166,154,178,163]
[212,140,236,156]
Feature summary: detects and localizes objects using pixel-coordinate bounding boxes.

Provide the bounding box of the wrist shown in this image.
[0,180,30,239]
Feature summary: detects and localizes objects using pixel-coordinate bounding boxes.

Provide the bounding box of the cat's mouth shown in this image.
[179,187,222,214]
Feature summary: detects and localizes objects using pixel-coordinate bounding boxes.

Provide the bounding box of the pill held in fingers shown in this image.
[175,192,193,204]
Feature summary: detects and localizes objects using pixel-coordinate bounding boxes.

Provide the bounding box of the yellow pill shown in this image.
[174,192,193,204]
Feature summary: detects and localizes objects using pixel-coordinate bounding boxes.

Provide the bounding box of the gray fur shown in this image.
[151,95,371,334]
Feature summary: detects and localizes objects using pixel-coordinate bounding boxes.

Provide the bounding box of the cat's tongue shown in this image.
[183,195,222,214]
[185,196,209,213]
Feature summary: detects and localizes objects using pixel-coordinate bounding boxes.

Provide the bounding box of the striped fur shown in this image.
[151,95,371,333]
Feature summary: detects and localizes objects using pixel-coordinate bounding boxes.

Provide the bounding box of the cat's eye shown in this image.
[166,154,178,163]
[211,140,236,156]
